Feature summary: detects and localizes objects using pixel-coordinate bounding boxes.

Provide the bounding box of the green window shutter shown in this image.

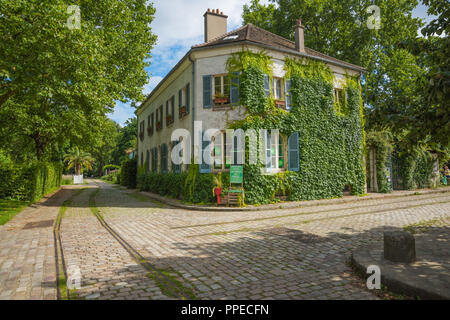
[178,89,182,108]
[285,79,292,110]
[265,130,272,172]
[186,83,190,113]
[172,140,181,173]
[146,150,149,172]
[264,75,271,97]
[230,72,240,104]
[199,131,211,173]
[288,132,300,172]
[171,96,175,118]
[203,75,212,108]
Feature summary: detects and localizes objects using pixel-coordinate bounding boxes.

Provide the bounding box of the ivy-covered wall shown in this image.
[229,51,366,204]
[136,51,366,205]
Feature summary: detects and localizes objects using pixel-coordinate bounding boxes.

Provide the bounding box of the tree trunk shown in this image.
[32,132,46,160]
[76,163,81,176]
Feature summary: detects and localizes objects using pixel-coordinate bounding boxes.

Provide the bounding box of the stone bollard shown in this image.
[384,231,416,263]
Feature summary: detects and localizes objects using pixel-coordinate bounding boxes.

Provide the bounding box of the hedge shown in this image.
[0,162,62,202]
[120,158,137,189]
[136,165,231,204]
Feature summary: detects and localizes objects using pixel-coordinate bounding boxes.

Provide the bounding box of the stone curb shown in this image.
[351,249,448,300]
[127,187,450,212]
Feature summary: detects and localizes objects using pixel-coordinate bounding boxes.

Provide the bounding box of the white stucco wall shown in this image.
[137,62,193,171]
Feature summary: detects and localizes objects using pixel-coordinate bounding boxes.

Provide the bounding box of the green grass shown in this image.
[0,199,30,225]
[62,178,73,185]
[146,268,197,300]
[403,217,448,234]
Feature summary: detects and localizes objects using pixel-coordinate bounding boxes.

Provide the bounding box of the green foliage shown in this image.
[64,147,94,176]
[137,172,188,199]
[227,50,273,75]
[136,166,230,204]
[120,158,137,189]
[103,164,120,171]
[0,199,29,225]
[228,54,366,204]
[393,145,436,190]
[0,162,62,202]
[366,130,394,193]
[112,118,138,165]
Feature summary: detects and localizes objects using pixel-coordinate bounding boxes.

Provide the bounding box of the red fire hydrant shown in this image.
[214,187,222,205]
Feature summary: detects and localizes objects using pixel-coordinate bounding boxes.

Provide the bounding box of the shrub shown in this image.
[0,162,62,202]
[136,166,230,204]
[120,158,137,189]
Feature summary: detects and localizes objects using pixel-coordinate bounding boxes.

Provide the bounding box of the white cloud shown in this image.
[143,75,163,95]
[109,0,270,125]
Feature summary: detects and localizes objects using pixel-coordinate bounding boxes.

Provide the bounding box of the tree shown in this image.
[112,117,137,164]
[64,147,94,175]
[242,0,449,149]
[87,117,120,176]
[0,0,157,160]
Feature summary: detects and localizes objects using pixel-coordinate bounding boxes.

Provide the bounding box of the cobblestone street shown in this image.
[0,180,449,300]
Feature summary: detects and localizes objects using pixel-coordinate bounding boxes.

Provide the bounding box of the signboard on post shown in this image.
[230,165,243,184]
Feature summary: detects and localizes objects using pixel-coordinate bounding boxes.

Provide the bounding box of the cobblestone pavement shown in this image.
[1,180,449,300]
[0,188,74,300]
[95,182,450,300]
[60,186,170,300]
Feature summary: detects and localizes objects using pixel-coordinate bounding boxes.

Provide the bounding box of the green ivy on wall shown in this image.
[227,52,366,204]
[137,51,366,205]
[366,130,393,193]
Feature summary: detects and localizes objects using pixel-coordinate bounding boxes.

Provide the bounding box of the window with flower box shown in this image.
[166,96,175,126]
[156,105,163,131]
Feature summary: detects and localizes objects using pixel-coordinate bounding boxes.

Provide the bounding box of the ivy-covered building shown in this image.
[135,9,366,204]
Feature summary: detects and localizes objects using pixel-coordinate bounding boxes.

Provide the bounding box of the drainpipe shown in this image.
[188,54,196,163]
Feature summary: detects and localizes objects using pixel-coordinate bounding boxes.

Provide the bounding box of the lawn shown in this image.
[0,199,29,225]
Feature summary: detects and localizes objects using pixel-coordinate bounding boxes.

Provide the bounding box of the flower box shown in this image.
[213,97,230,105]
[156,121,162,131]
[147,126,153,136]
[275,100,286,109]
[166,115,174,126]
[179,106,188,118]
[139,131,144,141]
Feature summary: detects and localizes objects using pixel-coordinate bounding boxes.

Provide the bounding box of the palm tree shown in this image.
[64,147,95,176]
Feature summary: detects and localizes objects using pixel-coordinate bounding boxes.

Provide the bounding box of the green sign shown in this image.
[230,165,243,184]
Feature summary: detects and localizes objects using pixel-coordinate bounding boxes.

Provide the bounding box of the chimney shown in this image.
[294,19,305,53]
[204,8,228,42]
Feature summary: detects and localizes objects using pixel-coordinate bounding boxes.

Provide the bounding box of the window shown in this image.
[179,83,190,118]
[151,148,158,172]
[334,88,345,105]
[139,121,145,141]
[266,131,286,172]
[166,98,174,126]
[272,78,284,100]
[147,113,154,136]
[156,105,163,130]
[171,140,182,173]
[208,131,232,171]
[213,75,230,105]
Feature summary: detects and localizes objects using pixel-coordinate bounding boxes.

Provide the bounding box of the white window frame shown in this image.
[213,74,230,99]
[272,77,284,100]
[210,131,231,171]
[269,134,287,173]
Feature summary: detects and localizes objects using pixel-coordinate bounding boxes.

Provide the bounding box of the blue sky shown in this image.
[108,1,436,126]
